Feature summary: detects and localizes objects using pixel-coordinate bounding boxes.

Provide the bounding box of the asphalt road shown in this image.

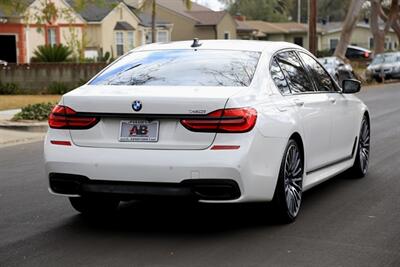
[1,83,400,267]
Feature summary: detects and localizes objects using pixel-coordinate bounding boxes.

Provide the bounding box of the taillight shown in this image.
[364,51,370,58]
[48,105,99,129]
[181,107,257,133]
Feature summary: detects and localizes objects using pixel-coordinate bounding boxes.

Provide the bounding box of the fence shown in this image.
[0,63,108,92]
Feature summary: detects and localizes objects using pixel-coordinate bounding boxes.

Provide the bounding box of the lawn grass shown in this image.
[0,95,61,111]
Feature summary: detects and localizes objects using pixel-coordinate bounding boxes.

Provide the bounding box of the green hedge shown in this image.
[0,80,86,95]
[12,102,55,121]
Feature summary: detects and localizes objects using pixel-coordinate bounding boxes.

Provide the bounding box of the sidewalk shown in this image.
[0,109,46,147]
[0,128,45,147]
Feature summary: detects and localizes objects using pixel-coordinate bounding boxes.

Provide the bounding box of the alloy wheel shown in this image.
[359,118,370,175]
[283,143,303,218]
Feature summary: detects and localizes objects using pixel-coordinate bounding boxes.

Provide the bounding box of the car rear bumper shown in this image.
[44,131,287,203]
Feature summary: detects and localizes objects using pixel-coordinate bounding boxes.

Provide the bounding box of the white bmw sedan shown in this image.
[44,40,370,222]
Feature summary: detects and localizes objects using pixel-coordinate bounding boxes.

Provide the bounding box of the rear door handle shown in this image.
[293,99,304,106]
[328,97,336,103]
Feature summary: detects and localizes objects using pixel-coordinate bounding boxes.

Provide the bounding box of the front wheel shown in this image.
[272,139,304,223]
[350,116,370,178]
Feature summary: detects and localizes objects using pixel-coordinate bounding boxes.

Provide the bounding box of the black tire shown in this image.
[272,139,304,223]
[350,115,370,178]
[69,196,120,215]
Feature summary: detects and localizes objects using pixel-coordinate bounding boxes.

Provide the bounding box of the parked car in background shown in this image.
[319,56,355,84]
[366,52,400,82]
[330,45,372,60]
[345,45,372,59]
[0,60,7,66]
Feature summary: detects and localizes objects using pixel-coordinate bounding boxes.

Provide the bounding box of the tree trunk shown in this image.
[373,0,399,54]
[333,0,365,60]
[151,0,156,43]
[370,0,387,54]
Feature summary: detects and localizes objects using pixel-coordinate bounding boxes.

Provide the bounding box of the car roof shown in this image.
[348,45,371,52]
[376,51,400,56]
[133,40,302,53]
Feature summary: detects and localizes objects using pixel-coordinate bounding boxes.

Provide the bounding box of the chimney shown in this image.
[235,13,246,21]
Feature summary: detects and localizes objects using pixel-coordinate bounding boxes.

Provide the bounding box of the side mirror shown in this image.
[342,79,361,94]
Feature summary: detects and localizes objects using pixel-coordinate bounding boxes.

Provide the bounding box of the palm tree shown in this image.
[149,0,192,43]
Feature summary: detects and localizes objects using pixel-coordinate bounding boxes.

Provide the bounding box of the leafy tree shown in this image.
[220,0,293,22]
[32,44,72,62]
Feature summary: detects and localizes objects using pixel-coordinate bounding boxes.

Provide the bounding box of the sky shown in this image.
[193,0,226,11]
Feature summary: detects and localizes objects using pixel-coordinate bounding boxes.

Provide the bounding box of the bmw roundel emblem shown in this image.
[132,100,142,112]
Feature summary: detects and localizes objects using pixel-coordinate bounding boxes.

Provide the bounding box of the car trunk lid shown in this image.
[63,85,243,150]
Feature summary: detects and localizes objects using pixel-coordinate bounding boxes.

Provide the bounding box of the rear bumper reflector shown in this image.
[210,145,240,150]
[50,140,72,146]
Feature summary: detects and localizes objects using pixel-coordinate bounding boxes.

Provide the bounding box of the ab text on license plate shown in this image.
[119,120,159,142]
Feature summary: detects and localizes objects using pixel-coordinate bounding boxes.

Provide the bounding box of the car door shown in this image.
[298,52,358,164]
[274,51,332,173]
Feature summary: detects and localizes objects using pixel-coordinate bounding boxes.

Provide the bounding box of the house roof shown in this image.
[66,0,120,22]
[0,0,35,18]
[246,20,322,35]
[318,21,394,33]
[236,20,255,32]
[136,12,172,27]
[114,21,135,30]
[126,0,221,24]
[187,11,226,26]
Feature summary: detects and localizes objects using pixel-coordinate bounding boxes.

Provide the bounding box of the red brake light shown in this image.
[181,107,257,133]
[48,105,99,129]
[364,51,370,58]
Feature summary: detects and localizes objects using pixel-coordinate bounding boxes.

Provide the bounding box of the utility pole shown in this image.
[308,0,317,55]
[298,0,301,23]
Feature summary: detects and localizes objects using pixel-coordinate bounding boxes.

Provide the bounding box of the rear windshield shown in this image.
[90,50,261,87]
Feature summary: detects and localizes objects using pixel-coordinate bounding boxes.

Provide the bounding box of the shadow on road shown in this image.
[59,170,365,238]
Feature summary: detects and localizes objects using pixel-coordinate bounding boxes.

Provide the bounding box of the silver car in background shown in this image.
[319,57,354,84]
[366,52,400,82]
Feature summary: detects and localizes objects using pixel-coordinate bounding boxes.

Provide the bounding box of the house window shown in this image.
[157,30,168,42]
[127,31,134,50]
[330,38,339,49]
[224,31,230,39]
[146,31,152,44]
[115,32,124,56]
[384,38,390,50]
[294,37,303,47]
[47,28,57,45]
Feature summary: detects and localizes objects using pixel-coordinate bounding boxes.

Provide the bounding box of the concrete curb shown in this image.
[0,135,45,148]
[0,121,48,133]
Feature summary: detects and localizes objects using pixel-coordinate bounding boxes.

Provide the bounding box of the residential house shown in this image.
[71,0,173,59]
[235,15,256,40]
[0,0,85,63]
[319,22,399,51]
[126,0,240,41]
[0,0,173,64]
[245,20,323,50]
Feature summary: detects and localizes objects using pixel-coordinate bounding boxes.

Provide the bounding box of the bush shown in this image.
[316,49,333,58]
[32,44,72,62]
[47,81,72,94]
[0,81,20,94]
[12,102,55,121]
